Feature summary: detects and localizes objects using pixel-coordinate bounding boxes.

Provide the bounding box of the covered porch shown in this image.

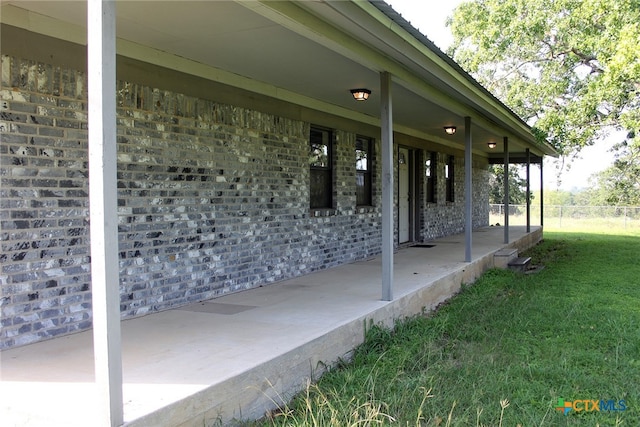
[1,225,541,427]
[1,1,557,425]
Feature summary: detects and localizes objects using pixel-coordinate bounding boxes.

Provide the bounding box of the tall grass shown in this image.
[254,229,639,426]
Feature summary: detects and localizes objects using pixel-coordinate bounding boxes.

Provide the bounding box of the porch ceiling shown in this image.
[0,0,556,158]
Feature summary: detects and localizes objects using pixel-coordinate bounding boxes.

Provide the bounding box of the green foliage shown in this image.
[488,164,531,204]
[257,231,640,427]
[449,0,640,156]
[537,189,576,206]
[586,143,640,205]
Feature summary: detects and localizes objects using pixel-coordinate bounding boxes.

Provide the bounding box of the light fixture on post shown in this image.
[350,88,371,101]
[444,126,456,135]
[487,142,497,149]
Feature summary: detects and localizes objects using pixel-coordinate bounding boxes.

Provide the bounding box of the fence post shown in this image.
[559,205,562,227]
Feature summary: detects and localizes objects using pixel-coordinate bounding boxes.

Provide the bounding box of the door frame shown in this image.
[397,146,418,244]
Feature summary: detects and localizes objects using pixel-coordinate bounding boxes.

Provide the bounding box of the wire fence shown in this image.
[489,204,640,231]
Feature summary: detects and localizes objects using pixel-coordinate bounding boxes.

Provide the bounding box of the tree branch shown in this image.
[571,48,605,74]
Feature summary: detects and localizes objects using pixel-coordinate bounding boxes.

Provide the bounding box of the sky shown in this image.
[386,0,619,192]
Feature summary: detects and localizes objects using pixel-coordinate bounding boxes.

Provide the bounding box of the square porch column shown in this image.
[88,1,123,425]
[464,117,472,262]
[503,136,509,244]
[380,71,393,301]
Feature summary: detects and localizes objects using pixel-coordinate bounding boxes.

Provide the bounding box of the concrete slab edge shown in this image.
[124,229,543,426]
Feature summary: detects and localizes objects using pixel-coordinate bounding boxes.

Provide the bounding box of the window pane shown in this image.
[310,129,329,168]
[426,152,436,203]
[356,171,371,206]
[446,155,454,202]
[309,126,332,209]
[356,137,368,171]
[356,149,368,171]
[311,169,332,208]
[356,136,372,206]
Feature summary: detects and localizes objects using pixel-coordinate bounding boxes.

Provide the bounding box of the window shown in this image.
[356,136,373,206]
[425,151,436,203]
[445,155,454,202]
[309,126,333,209]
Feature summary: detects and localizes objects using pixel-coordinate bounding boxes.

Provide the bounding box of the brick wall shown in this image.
[1,56,92,349]
[1,54,489,349]
[473,166,491,228]
[420,154,490,241]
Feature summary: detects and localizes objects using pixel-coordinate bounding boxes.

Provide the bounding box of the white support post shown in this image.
[380,71,393,301]
[526,148,531,232]
[503,136,509,244]
[540,160,544,227]
[464,117,472,262]
[88,1,123,426]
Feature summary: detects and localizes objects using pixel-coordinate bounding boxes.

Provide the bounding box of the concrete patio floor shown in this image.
[1,225,541,427]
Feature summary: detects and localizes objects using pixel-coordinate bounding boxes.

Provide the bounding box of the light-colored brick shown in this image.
[0,55,491,350]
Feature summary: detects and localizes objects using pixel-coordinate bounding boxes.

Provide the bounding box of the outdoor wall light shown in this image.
[350,88,371,101]
[487,142,497,149]
[443,126,457,135]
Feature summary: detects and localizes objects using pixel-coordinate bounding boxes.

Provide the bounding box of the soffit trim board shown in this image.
[1,21,468,149]
[1,2,554,157]
[117,38,390,130]
[248,1,555,156]
[323,1,556,157]
[0,7,380,130]
[1,4,87,44]
[310,1,538,143]
[3,2,448,137]
[240,2,492,130]
[358,1,537,139]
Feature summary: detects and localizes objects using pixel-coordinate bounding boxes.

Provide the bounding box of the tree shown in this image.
[488,165,530,204]
[586,143,640,206]
[541,188,573,206]
[448,0,640,156]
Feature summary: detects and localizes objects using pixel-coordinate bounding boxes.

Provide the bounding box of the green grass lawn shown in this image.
[257,230,640,426]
